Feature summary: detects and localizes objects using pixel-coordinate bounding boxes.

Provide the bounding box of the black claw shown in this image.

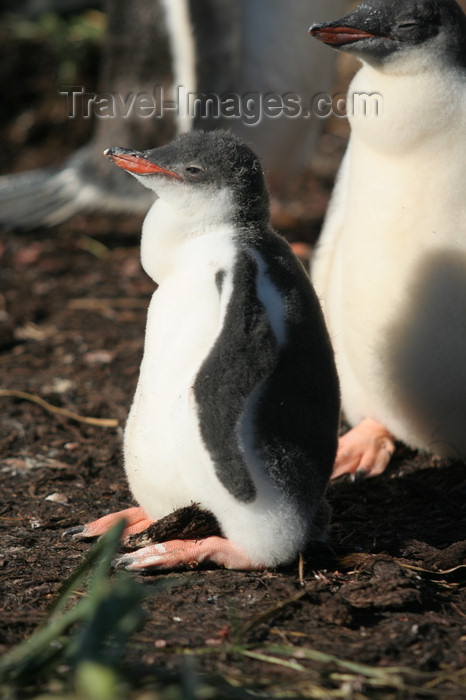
[113,555,133,570]
[63,525,85,536]
[352,468,368,483]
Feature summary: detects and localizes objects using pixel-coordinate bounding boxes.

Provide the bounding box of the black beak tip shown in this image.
[104,146,122,160]
[104,146,136,159]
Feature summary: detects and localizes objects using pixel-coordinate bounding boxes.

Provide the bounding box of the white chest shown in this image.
[335,67,466,328]
[123,230,236,517]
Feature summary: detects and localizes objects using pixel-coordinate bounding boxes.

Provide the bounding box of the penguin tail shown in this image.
[0,146,154,230]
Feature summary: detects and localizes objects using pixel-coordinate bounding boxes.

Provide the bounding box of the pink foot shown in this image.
[69,506,154,539]
[332,418,395,480]
[115,536,263,571]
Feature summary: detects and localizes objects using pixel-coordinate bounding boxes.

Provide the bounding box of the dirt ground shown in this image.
[0,13,465,700]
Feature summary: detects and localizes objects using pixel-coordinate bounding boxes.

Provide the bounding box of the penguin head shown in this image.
[105,131,270,226]
[309,0,466,70]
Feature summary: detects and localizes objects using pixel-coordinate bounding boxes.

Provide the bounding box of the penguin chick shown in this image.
[310,0,466,478]
[72,130,340,571]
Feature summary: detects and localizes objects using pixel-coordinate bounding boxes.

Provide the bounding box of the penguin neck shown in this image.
[348,58,466,155]
[140,189,237,283]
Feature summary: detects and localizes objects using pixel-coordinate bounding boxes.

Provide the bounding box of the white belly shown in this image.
[124,234,235,518]
[322,149,466,456]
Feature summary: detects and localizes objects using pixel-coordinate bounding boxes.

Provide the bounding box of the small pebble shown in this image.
[45,492,69,506]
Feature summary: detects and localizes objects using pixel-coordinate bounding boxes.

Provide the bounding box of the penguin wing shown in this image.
[193,247,278,503]
[193,238,339,505]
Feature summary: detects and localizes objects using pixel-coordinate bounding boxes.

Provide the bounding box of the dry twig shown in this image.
[0,389,119,428]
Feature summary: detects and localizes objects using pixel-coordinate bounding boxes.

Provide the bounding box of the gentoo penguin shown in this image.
[0,0,346,229]
[71,131,340,570]
[309,0,466,478]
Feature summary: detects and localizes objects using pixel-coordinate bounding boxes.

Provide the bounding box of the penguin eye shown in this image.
[396,17,417,31]
[186,166,202,175]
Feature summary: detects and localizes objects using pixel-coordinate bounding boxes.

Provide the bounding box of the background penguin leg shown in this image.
[70,506,154,539]
[333,418,395,480]
[115,537,262,572]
